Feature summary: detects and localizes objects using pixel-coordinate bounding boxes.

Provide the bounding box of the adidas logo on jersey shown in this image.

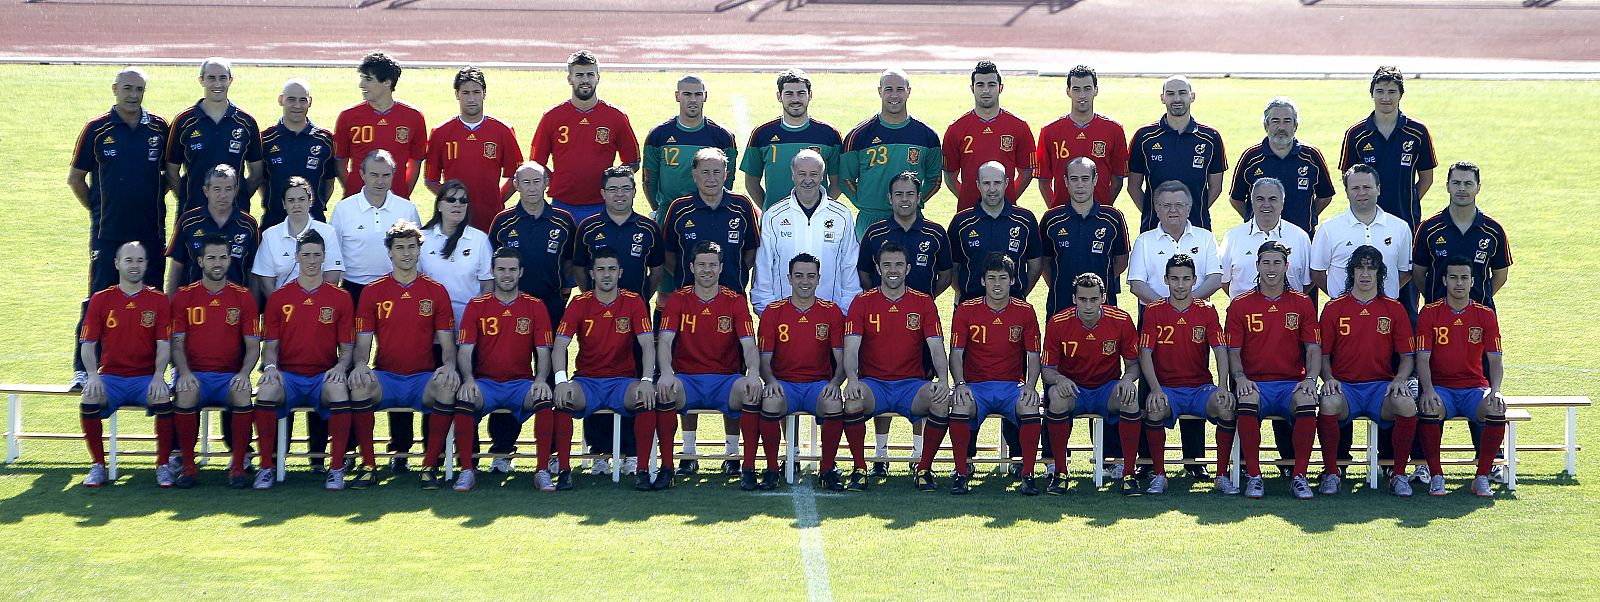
[771,135,781,142]
[701,308,712,315]
[1360,309,1371,316]
[467,133,477,140]
[666,136,676,143]
[603,310,613,318]
[502,309,512,316]
[1454,318,1464,325]
[1151,143,1162,150]
[1177,318,1187,324]
[377,119,388,126]
[401,292,412,299]
[125,302,136,309]
[209,299,220,306]
[579,118,590,125]
[1076,132,1086,140]
[871,137,882,144]
[992,317,1003,324]
[982,127,993,134]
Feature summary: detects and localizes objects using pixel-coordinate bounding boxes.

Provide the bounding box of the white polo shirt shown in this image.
[1128,223,1223,302]
[250,218,344,290]
[1220,218,1313,298]
[1310,208,1413,298]
[750,192,861,314]
[418,223,493,325]
[329,190,421,285]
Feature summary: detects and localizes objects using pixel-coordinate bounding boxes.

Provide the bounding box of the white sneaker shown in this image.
[68,371,88,392]
[1410,463,1432,484]
[591,457,611,476]
[167,453,183,474]
[253,468,275,490]
[452,469,476,492]
[325,468,346,491]
[1044,463,1058,478]
[622,456,639,475]
[534,469,556,492]
[547,458,560,474]
[156,464,176,488]
[490,457,514,474]
[1490,464,1509,485]
[83,463,108,487]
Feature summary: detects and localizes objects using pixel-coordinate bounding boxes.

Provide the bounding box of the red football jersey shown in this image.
[1035,114,1128,208]
[557,290,653,379]
[1041,306,1138,389]
[558,290,653,379]
[1225,289,1321,382]
[81,286,170,377]
[263,283,354,375]
[941,110,1037,210]
[355,275,455,374]
[529,100,641,206]
[460,292,550,381]
[952,298,1040,383]
[759,298,846,383]
[660,286,753,376]
[1417,301,1501,389]
[425,116,524,232]
[846,288,943,381]
[1320,295,1415,383]
[171,282,260,374]
[1140,299,1225,388]
[334,100,428,194]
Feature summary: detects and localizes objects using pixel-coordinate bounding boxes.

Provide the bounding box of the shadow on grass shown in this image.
[0,459,1553,534]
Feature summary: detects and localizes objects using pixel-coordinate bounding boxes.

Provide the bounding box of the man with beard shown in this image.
[530,50,641,226]
[740,68,842,208]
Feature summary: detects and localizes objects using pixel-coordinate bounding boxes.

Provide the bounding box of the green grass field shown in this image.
[1,64,1597,600]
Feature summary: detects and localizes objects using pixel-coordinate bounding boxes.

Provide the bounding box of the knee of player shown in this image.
[761,395,785,415]
[1292,391,1318,410]
[322,383,350,402]
[841,397,863,416]
[1389,395,1418,417]
[1319,396,1344,415]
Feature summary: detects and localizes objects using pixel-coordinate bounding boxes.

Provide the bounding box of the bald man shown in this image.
[752,149,861,314]
[841,69,942,236]
[261,78,341,228]
[1126,75,1228,232]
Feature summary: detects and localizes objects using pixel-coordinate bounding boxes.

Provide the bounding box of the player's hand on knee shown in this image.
[531,381,553,402]
[1294,377,1318,399]
[434,365,460,392]
[82,375,104,400]
[1488,392,1507,415]
[327,367,350,386]
[457,380,481,405]
[1114,380,1137,405]
[1320,379,1344,399]
[1385,377,1410,400]
[1019,387,1041,412]
[819,384,841,406]
[952,383,974,408]
[844,381,866,402]
[1419,390,1443,416]
[175,373,198,394]
[1233,376,1256,399]
[230,372,252,393]
[741,375,763,400]
[147,379,170,404]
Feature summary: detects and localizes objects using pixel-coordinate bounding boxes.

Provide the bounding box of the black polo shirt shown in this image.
[73,107,170,242]
[1412,208,1512,307]
[1229,138,1336,233]
[574,211,664,299]
[858,217,952,297]
[661,192,761,293]
[1339,111,1438,227]
[1128,115,1228,231]
[167,207,260,286]
[488,202,577,301]
[1039,202,1131,315]
[947,203,1041,302]
[261,120,338,228]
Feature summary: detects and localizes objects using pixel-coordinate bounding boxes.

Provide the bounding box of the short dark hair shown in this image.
[601,165,635,188]
[454,66,486,91]
[981,251,1014,279]
[889,171,922,192]
[492,246,521,266]
[1073,272,1105,296]
[776,68,811,92]
[1342,163,1379,187]
[876,240,908,264]
[359,51,402,89]
[1066,64,1098,88]
[590,246,621,266]
[1370,65,1405,95]
[1256,240,1291,261]
[690,240,722,264]
[384,220,423,249]
[971,60,1001,85]
[296,229,325,252]
[200,233,231,255]
[1448,161,1481,185]
[1165,254,1196,277]
[1443,255,1475,275]
[788,252,821,274]
[567,50,598,70]
[1344,245,1389,297]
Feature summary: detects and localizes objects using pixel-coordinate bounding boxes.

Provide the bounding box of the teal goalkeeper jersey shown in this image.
[642,117,737,211]
[738,117,843,208]
[841,115,942,228]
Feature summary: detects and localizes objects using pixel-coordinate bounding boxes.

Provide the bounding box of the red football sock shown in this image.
[632,410,658,467]
[422,413,451,469]
[1019,421,1042,476]
[843,418,868,470]
[155,414,176,469]
[917,421,948,472]
[1144,422,1167,474]
[948,420,972,475]
[452,413,477,470]
[1317,414,1341,475]
[1391,415,1418,477]
[253,409,278,470]
[1291,416,1317,477]
[228,411,253,473]
[81,415,106,465]
[1117,418,1142,478]
[819,418,844,473]
[354,411,377,469]
[1237,415,1261,477]
[739,411,761,470]
[1420,420,1444,475]
[534,408,555,472]
[760,417,782,471]
[1216,425,1235,477]
[1046,419,1071,473]
[1478,423,1506,477]
[554,411,575,472]
[327,413,353,470]
[174,411,200,475]
[653,410,678,470]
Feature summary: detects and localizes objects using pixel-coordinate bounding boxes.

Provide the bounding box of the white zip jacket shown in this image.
[751,192,862,314]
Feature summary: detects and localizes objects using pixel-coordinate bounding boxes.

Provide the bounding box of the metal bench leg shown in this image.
[444,427,456,480]
[1506,421,1519,492]
[612,413,622,483]
[1566,407,1578,477]
[1091,417,1104,489]
[785,415,797,484]
[108,412,119,481]
[1230,427,1241,486]
[276,416,288,482]
[5,393,19,463]
[1366,420,1379,492]
[198,410,211,467]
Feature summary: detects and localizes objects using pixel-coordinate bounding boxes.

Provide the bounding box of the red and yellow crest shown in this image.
[1468,327,1484,344]
[418,299,434,317]
[225,307,241,326]
[140,310,156,328]
[1008,325,1024,343]
[515,317,532,335]
[615,316,632,334]
[716,316,733,334]
[1091,141,1107,158]
[319,306,335,324]
[815,323,830,341]
[906,147,920,165]
[1191,326,1206,344]
[905,313,922,330]
[1376,317,1392,335]
[999,135,1015,152]
[595,126,611,144]
[1285,313,1299,330]
[395,126,411,144]
[483,141,498,159]
[1103,339,1118,355]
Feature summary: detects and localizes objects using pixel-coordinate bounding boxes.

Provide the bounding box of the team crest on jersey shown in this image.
[815,323,830,341]
[1191,326,1206,343]
[717,316,733,333]
[140,311,156,328]
[418,299,435,317]
[1403,140,1415,152]
[999,135,1015,152]
[595,127,611,144]
[615,316,631,333]
[1092,141,1107,158]
[1376,317,1392,335]
[483,142,498,159]
[1478,238,1491,250]
[919,240,931,252]
[906,147,920,165]
[1008,325,1023,343]
[1298,165,1309,176]
[311,145,322,155]
[1095,227,1107,239]
[226,308,241,326]
[395,126,411,144]
[1468,327,1483,344]
[1103,340,1118,355]
[148,136,160,147]
[515,317,532,335]
[905,313,921,330]
[1285,313,1299,330]
[319,307,335,324]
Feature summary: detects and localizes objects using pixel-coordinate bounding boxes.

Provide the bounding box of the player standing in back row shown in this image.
[335,51,427,199]
[740,68,842,208]
[425,66,524,233]
[842,69,942,237]
[941,61,1035,212]
[1036,65,1127,209]
[530,50,641,226]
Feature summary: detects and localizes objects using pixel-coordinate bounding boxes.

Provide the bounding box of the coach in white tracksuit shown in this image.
[752,150,861,314]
